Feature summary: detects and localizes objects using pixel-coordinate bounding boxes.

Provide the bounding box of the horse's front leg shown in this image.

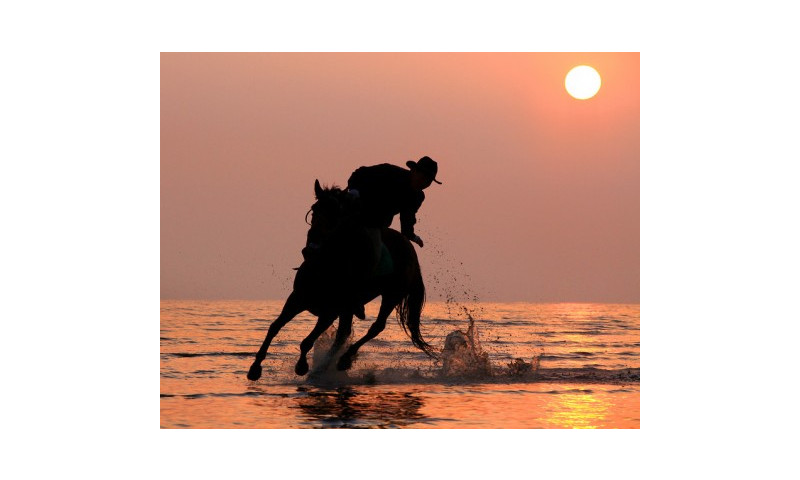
[295,312,354,376]
[294,314,337,376]
[247,292,305,381]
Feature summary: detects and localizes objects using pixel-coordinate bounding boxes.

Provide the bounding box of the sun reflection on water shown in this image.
[544,390,610,429]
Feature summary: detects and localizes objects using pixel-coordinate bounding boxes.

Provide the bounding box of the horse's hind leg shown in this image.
[247,292,305,381]
[337,298,396,371]
[294,314,337,376]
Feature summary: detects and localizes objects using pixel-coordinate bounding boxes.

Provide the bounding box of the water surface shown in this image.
[161,300,639,428]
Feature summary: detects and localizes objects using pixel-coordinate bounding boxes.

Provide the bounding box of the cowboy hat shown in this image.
[406,156,442,184]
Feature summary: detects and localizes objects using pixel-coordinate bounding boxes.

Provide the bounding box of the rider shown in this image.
[346,155,442,274]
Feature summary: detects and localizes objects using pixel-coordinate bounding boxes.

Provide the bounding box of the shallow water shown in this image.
[161,300,639,428]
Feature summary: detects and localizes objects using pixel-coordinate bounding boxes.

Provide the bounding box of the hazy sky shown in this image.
[161,52,639,302]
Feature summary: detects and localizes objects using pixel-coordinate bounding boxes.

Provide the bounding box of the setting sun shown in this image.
[565,65,601,100]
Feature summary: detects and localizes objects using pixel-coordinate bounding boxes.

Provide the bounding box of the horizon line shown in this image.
[159,298,640,305]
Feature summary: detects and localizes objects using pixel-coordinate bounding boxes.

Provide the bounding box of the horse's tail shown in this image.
[397,264,437,358]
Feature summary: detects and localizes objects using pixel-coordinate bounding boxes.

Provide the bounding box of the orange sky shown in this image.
[161,53,639,302]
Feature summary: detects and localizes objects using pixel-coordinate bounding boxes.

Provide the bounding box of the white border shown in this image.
[5,0,798,477]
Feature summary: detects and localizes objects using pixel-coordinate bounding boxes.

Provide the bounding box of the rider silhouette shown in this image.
[347,155,442,272]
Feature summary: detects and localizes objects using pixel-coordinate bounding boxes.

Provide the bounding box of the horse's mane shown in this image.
[318,183,345,195]
[314,183,358,213]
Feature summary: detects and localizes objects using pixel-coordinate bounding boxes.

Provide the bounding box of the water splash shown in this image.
[424,228,486,319]
[440,308,492,377]
[422,238,542,380]
[300,304,542,385]
[439,307,540,380]
[307,327,351,383]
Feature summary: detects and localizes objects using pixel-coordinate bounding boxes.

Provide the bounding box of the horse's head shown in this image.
[306,179,350,248]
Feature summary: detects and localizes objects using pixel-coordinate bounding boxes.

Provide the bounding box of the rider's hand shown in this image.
[411,235,424,247]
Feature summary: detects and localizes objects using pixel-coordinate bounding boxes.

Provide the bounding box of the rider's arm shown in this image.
[400,190,424,240]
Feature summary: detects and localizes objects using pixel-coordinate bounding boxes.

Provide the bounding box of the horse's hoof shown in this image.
[337,355,353,371]
[247,364,262,381]
[295,357,309,376]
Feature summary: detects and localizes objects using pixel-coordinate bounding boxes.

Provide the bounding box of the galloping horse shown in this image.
[246,180,436,381]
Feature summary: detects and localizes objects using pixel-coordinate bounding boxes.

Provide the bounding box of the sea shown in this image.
[161,299,639,428]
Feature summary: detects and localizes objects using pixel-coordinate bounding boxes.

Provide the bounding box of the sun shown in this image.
[565,65,601,100]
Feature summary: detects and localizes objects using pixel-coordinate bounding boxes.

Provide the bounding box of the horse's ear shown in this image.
[314,179,323,199]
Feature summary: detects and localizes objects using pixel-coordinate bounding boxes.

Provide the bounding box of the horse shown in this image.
[246,180,436,381]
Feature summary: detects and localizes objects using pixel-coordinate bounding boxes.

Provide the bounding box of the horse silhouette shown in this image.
[247,180,436,381]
